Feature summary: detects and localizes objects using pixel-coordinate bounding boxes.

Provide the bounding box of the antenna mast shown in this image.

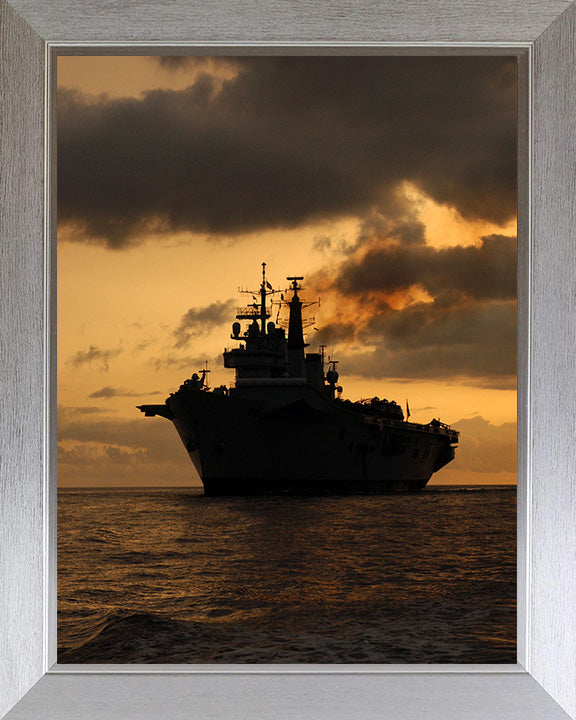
[260,262,267,334]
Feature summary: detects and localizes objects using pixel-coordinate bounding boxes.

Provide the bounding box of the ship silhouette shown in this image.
[138,264,458,495]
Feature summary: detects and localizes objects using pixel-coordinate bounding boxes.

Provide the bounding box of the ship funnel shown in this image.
[286,276,307,377]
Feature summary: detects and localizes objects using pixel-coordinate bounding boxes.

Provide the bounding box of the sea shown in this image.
[57,486,516,664]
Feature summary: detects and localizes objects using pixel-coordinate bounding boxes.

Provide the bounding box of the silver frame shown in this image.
[1,2,575,718]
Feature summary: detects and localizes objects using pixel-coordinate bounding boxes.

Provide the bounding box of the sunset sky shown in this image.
[57,55,517,487]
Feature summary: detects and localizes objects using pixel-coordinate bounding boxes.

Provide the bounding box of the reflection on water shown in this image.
[58,487,516,663]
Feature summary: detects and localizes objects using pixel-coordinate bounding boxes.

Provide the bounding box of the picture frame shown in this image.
[1,1,575,718]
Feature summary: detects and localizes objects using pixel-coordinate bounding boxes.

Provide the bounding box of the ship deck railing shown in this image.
[236,306,263,317]
[363,414,459,440]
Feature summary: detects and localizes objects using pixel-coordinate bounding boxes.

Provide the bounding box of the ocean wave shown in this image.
[58,601,516,665]
[58,611,194,663]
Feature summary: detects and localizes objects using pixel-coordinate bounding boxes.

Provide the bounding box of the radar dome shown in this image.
[326,368,339,384]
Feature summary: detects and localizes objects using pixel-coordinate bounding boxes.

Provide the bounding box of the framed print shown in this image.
[1,1,576,719]
[55,51,517,669]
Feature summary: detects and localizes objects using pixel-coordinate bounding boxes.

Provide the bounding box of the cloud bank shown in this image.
[312,232,516,388]
[58,56,517,248]
[435,415,516,484]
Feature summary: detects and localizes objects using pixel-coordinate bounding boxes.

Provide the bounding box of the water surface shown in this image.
[58,487,516,663]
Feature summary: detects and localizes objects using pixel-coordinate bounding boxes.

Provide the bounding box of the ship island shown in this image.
[138,264,458,495]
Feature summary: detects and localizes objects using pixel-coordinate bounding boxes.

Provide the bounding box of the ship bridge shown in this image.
[222,265,337,398]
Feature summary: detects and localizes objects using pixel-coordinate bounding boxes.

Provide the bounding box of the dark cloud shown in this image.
[68,345,121,371]
[312,234,516,387]
[173,299,235,348]
[315,321,358,345]
[334,234,516,302]
[318,298,516,388]
[88,386,162,399]
[356,208,427,248]
[58,56,516,247]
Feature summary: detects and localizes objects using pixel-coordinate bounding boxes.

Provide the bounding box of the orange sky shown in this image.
[57,55,517,487]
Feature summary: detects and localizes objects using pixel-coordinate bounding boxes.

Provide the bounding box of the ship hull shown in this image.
[201,476,431,496]
[161,387,455,496]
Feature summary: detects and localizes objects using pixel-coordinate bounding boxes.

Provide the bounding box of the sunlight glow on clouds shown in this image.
[57,55,517,486]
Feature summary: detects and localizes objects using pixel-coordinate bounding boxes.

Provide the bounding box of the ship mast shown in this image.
[260,262,268,335]
[235,262,275,332]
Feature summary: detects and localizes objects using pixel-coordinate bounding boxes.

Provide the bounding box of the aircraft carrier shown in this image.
[138,264,458,495]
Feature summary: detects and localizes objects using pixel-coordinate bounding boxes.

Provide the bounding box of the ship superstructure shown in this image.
[138,264,458,495]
